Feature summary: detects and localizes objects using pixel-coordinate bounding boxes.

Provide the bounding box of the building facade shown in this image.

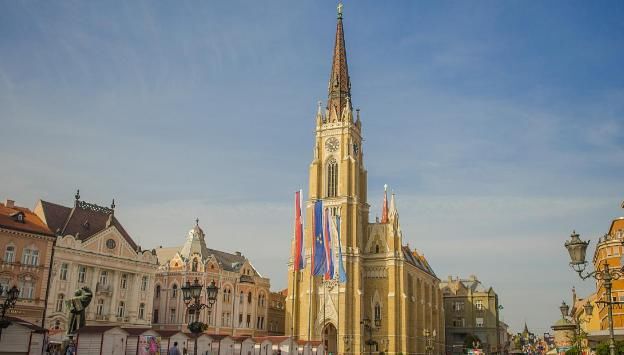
[268,290,286,335]
[286,6,445,355]
[439,275,501,354]
[35,192,159,332]
[153,221,271,337]
[592,215,624,329]
[0,199,55,326]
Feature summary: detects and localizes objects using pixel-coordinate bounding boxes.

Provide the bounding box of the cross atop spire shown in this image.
[327,2,351,123]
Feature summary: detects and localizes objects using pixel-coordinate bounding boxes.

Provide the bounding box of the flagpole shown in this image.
[291,191,298,344]
[323,280,326,355]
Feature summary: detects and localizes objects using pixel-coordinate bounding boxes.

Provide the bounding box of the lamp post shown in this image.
[0,285,19,340]
[181,278,219,355]
[564,231,623,355]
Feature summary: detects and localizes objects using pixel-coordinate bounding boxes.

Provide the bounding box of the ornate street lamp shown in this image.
[0,285,20,340]
[181,278,219,355]
[560,301,570,318]
[564,231,623,355]
[583,301,593,316]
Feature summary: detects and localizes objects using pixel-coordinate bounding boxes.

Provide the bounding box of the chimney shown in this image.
[5,199,15,208]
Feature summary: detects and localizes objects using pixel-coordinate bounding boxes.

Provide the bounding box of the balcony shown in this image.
[96,283,112,294]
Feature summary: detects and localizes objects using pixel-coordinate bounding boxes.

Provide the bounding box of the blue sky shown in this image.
[1,1,623,334]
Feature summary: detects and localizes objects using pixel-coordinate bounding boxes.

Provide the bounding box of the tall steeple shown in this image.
[327,2,351,123]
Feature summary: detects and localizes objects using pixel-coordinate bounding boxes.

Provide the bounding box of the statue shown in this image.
[65,286,92,335]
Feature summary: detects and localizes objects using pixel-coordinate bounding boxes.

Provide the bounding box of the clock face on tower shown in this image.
[325,137,340,152]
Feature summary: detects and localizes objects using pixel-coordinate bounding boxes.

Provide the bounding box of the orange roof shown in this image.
[0,201,53,236]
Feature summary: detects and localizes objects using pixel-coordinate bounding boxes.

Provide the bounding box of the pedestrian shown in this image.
[169,341,181,355]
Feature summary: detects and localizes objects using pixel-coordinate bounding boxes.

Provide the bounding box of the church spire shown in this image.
[381,184,389,223]
[327,2,351,123]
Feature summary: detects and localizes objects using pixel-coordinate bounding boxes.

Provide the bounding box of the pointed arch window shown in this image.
[374,303,382,324]
[192,258,198,272]
[327,158,338,197]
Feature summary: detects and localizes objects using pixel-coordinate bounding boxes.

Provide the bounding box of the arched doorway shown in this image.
[323,323,337,355]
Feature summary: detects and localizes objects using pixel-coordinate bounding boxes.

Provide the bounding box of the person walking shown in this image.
[168,342,181,355]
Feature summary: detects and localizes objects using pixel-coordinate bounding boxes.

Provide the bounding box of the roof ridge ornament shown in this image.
[337,2,343,19]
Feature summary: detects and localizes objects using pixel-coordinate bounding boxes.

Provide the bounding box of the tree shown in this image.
[596,341,624,355]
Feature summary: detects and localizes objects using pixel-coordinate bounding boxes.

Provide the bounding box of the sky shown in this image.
[1,0,623,335]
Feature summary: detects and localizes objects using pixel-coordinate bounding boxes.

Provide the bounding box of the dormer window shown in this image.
[10,212,25,223]
[82,220,90,229]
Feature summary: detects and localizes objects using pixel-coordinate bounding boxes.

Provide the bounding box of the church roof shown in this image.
[36,193,139,251]
[402,245,437,278]
[326,3,351,122]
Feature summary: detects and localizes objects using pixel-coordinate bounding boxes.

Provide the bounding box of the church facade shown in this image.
[286,6,445,355]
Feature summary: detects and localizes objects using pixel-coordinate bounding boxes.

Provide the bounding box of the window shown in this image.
[239,313,243,326]
[192,258,198,272]
[56,294,64,312]
[223,288,231,302]
[120,274,128,289]
[327,158,338,197]
[222,312,231,326]
[4,246,15,263]
[99,270,108,285]
[453,301,464,312]
[141,276,148,291]
[248,292,252,304]
[153,309,159,324]
[172,284,178,298]
[475,300,484,311]
[19,279,34,299]
[96,299,104,315]
[22,248,38,265]
[375,245,380,254]
[138,303,145,320]
[59,263,68,281]
[240,291,244,304]
[374,303,382,323]
[452,318,465,327]
[476,317,484,327]
[53,320,61,330]
[170,308,176,323]
[246,314,251,328]
[156,285,161,298]
[117,301,125,317]
[78,266,86,283]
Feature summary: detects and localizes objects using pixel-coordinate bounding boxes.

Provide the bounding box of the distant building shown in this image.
[35,191,159,332]
[440,275,501,354]
[0,199,55,326]
[153,221,270,337]
[592,215,624,329]
[267,290,286,335]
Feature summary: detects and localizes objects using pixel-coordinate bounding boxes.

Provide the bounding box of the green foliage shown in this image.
[187,321,208,334]
[595,341,624,355]
[565,346,580,355]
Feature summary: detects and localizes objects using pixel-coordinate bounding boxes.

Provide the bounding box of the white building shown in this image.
[34,192,159,332]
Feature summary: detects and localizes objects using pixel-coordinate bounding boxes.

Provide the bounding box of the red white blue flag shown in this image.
[323,208,335,280]
[293,190,305,271]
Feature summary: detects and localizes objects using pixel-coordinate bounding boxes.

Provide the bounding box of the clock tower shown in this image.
[286,4,445,355]
[287,4,369,354]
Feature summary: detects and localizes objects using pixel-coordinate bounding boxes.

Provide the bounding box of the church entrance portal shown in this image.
[323,323,337,355]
